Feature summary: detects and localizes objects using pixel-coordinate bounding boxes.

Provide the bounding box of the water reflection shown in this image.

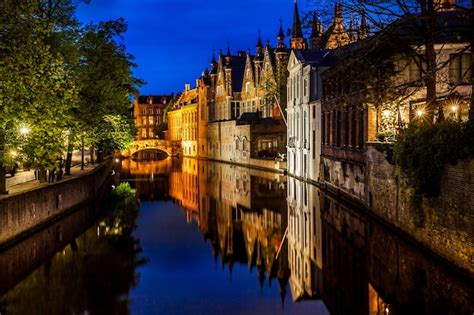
[0,193,146,315]
[125,158,473,315]
[1,158,472,315]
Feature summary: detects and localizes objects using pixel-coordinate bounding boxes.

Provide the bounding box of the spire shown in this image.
[292,0,303,39]
[211,49,217,73]
[225,41,231,65]
[291,0,306,50]
[310,12,322,49]
[358,13,369,40]
[256,29,264,58]
[335,3,343,24]
[276,18,287,50]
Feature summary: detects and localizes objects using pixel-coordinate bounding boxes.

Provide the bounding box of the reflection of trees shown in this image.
[0,189,147,315]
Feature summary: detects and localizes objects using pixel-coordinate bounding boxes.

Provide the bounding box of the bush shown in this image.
[394,119,473,198]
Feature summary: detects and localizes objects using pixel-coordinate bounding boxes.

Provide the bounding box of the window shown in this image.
[217,86,223,97]
[304,79,307,97]
[409,55,426,83]
[141,129,147,138]
[450,53,471,84]
[246,82,251,93]
[148,116,153,125]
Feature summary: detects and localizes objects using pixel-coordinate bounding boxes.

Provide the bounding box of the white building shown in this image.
[287,50,330,182]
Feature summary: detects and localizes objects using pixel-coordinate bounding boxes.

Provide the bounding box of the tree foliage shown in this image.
[0,0,142,189]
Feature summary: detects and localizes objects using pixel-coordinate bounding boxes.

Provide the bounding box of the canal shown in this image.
[0,157,472,315]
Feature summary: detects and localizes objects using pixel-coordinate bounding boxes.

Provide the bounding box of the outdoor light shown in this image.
[416,109,424,117]
[19,126,30,135]
[115,158,120,163]
[451,105,458,113]
[10,150,18,158]
[382,109,391,118]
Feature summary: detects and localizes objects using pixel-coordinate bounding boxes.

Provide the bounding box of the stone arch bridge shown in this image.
[122,139,181,158]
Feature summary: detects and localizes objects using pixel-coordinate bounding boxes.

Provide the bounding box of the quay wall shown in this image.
[366,145,474,274]
[0,163,111,247]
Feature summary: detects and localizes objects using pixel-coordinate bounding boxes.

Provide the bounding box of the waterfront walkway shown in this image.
[2,164,98,199]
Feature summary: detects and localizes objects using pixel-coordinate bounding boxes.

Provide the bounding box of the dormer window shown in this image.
[246,82,251,93]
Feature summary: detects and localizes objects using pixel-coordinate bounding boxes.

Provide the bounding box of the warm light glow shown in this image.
[19,126,30,135]
[115,158,120,163]
[9,150,18,158]
[451,105,458,113]
[416,109,424,117]
[382,109,391,118]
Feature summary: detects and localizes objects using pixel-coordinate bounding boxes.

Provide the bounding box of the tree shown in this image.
[308,0,471,122]
[75,18,143,167]
[0,0,79,188]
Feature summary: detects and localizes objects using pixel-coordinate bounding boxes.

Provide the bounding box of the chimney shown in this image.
[185,83,190,91]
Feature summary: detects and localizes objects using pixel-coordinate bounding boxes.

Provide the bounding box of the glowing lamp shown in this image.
[115,158,120,163]
[382,110,391,118]
[10,150,18,158]
[19,126,30,135]
[451,105,458,113]
[416,109,424,117]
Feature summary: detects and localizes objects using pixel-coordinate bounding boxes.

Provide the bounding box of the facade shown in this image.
[167,84,199,157]
[286,2,358,182]
[319,9,472,204]
[134,95,171,140]
[287,50,330,182]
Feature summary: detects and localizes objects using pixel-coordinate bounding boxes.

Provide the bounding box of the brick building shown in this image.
[134,95,171,140]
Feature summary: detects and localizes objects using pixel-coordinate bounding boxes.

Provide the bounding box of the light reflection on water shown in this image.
[0,157,472,315]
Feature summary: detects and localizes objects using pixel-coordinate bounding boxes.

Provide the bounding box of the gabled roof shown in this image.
[175,88,198,107]
[137,95,172,105]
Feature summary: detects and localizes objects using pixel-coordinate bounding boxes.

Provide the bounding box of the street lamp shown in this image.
[416,109,424,118]
[19,126,30,136]
[10,150,18,158]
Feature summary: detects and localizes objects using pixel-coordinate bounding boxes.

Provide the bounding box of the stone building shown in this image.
[167,84,199,157]
[319,8,472,204]
[134,95,171,140]
[286,1,360,182]
[287,50,331,182]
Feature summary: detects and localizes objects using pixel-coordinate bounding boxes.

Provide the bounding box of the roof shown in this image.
[293,49,331,64]
[137,95,172,105]
[175,88,198,107]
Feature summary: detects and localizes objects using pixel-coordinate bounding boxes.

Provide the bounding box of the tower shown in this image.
[309,13,323,50]
[290,0,307,50]
[358,14,369,40]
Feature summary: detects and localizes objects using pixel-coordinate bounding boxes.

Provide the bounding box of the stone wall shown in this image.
[0,163,110,246]
[366,145,474,274]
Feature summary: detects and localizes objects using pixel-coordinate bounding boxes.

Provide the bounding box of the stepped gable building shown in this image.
[134,95,171,140]
[204,25,291,166]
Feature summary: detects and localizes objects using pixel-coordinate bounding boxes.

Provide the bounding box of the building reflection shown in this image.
[163,158,290,298]
[120,157,172,201]
[119,157,473,314]
[289,176,473,315]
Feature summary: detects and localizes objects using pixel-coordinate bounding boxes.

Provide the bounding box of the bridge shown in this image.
[122,139,180,158]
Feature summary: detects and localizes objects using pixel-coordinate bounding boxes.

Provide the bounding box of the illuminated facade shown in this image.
[167,84,199,157]
[320,10,471,204]
[134,95,171,140]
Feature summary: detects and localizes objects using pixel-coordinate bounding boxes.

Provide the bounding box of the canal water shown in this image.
[0,157,472,315]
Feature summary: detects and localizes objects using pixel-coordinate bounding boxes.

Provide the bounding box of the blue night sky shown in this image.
[75,0,317,96]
